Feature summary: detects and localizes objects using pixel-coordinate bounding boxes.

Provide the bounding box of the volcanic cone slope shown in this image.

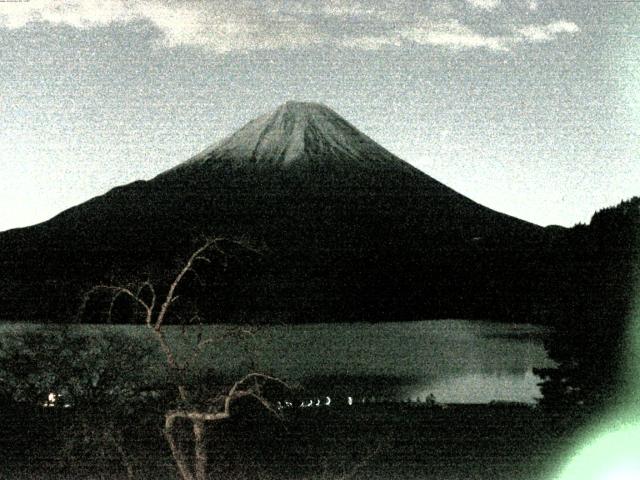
[0,101,546,323]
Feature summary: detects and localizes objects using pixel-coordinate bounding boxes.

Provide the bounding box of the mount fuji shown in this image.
[0,101,550,323]
[174,101,420,174]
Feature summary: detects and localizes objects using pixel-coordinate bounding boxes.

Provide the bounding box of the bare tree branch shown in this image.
[81,285,152,324]
[154,238,225,331]
[80,237,279,480]
[136,280,157,313]
[224,373,291,416]
[107,288,126,324]
[164,414,196,480]
[193,419,208,480]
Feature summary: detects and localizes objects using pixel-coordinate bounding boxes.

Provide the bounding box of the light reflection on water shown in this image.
[242,320,554,404]
[403,370,543,404]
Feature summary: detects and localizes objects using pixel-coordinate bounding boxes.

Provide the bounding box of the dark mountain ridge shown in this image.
[0,102,551,324]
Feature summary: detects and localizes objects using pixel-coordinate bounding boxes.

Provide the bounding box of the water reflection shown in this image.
[246,320,554,404]
[4,320,554,405]
[404,369,543,404]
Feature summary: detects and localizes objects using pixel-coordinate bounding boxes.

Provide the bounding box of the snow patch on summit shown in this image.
[178,101,419,174]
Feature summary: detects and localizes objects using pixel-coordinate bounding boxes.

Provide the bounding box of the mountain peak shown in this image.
[176,101,419,175]
[278,100,329,113]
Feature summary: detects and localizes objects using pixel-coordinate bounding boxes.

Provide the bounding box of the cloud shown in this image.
[515,20,580,42]
[402,20,509,51]
[319,0,382,18]
[400,18,579,52]
[340,35,402,50]
[0,0,580,54]
[0,0,133,29]
[138,3,322,52]
[290,0,401,24]
[0,0,325,52]
[466,0,501,10]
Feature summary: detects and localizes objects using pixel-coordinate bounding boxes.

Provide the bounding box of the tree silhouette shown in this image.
[0,327,161,479]
[82,237,289,480]
[537,197,639,411]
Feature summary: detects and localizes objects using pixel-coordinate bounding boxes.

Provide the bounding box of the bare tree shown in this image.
[82,237,288,480]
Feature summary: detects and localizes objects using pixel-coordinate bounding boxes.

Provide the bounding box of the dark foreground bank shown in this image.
[0,403,587,480]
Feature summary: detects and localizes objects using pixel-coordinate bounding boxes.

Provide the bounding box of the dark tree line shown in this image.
[536,197,639,411]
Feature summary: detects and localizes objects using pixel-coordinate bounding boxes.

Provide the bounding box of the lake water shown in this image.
[0,320,554,404]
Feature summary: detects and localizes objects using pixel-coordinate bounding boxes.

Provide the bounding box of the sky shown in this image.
[0,0,638,231]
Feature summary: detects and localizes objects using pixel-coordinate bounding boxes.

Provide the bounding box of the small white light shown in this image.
[43,392,58,407]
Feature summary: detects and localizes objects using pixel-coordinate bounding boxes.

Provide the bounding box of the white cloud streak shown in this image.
[402,20,509,51]
[319,0,383,18]
[0,0,579,53]
[402,18,580,52]
[466,0,501,10]
[515,20,580,42]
